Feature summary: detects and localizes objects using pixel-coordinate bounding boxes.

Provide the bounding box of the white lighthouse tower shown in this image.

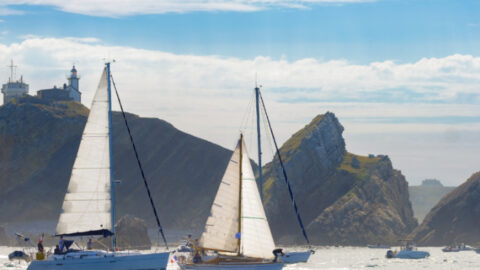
[1,60,29,104]
[66,65,81,102]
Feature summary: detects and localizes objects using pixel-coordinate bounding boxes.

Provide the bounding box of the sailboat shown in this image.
[179,134,284,270]
[27,63,170,270]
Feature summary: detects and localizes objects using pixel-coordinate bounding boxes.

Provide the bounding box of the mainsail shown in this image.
[239,139,275,259]
[199,141,241,252]
[199,136,275,259]
[56,68,112,236]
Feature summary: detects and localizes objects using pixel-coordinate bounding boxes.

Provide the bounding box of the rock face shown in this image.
[115,215,151,250]
[263,112,417,245]
[0,225,10,245]
[409,179,455,223]
[0,99,417,246]
[95,215,151,250]
[411,172,480,246]
[0,97,232,236]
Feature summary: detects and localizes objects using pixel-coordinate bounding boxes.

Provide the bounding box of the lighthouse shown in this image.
[66,65,81,102]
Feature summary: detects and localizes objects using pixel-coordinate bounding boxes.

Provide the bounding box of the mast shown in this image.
[237,134,243,255]
[106,62,116,251]
[255,83,263,202]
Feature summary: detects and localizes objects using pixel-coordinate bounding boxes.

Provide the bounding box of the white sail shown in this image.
[199,141,241,252]
[56,68,112,236]
[240,139,275,259]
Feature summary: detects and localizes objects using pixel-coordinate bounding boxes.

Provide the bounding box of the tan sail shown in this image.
[198,141,241,252]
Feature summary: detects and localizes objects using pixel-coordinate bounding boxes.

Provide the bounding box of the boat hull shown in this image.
[280,251,311,263]
[27,251,170,270]
[179,262,284,270]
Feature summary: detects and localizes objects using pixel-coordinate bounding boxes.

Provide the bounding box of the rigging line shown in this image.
[110,74,169,250]
[239,90,255,132]
[259,91,311,246]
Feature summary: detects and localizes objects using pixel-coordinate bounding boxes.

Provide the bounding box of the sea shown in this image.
[1,246,479,270]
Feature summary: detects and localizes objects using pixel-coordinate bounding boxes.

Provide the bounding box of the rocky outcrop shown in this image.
[0,99,417,246]
[95,215,151,250]
[411,172,480,246]
[115,215,151,250]
[409,179,455,223]
[263,113,417,245]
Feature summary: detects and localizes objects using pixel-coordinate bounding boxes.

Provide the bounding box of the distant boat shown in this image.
[27,63,170,270]
[386,240,429,259]
[442,243,473,252]
[178,134,284,270]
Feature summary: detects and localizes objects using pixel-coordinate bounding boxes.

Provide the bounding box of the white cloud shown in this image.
[0,36,479,185]
[0,0,374,17]
[0,6,24,16]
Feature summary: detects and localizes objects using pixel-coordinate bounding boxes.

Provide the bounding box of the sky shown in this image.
[0,0,479,186]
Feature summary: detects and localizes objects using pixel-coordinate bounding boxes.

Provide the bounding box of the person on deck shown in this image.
[54,245,61,255]
[59,236,65,252]
[37,238,44,253]
[87,238,93,250]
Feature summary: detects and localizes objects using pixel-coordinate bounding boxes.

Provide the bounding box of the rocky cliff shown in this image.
[409,179,455,223]
[411,172,480,246]
[0,99,417,246]
[0,97,232,237]
[263,112,417,245]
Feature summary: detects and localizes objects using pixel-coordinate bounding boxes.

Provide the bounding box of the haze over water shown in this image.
[2,246,480,270]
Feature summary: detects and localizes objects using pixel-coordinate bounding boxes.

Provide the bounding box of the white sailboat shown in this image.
[179,135,283,270]
[27,63,170,270]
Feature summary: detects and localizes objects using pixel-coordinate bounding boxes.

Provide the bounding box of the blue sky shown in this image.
[0,0,479,186]
[1,0,480,63]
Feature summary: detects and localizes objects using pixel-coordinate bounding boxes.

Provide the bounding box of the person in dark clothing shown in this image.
[272,248,284,262]
[37,239,44,253]
[54,245,61,255]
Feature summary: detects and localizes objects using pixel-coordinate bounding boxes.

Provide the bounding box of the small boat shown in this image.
[8,250,30,262]
[178,135,283,270]
[27,63,170,270]
[367,244,391,249]
[442,246,460,252]
[386,241,429,259]
[443,243,473,252]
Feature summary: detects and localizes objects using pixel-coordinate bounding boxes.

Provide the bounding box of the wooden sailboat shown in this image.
[179,134,283,270]
[27,63,170,270]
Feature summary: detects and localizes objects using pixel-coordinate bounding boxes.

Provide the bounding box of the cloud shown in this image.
[0,36,479,185]
[0,6,24,16]
[0,0,374,17]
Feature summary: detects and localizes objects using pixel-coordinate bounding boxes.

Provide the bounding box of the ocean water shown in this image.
[1,246,479,270]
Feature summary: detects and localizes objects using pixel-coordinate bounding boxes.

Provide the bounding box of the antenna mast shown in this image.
[7,60,17,82]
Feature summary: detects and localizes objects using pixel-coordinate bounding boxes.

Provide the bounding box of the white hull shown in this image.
[179,262,284,270]
[280,251,311,264]
[27,251,169,270]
